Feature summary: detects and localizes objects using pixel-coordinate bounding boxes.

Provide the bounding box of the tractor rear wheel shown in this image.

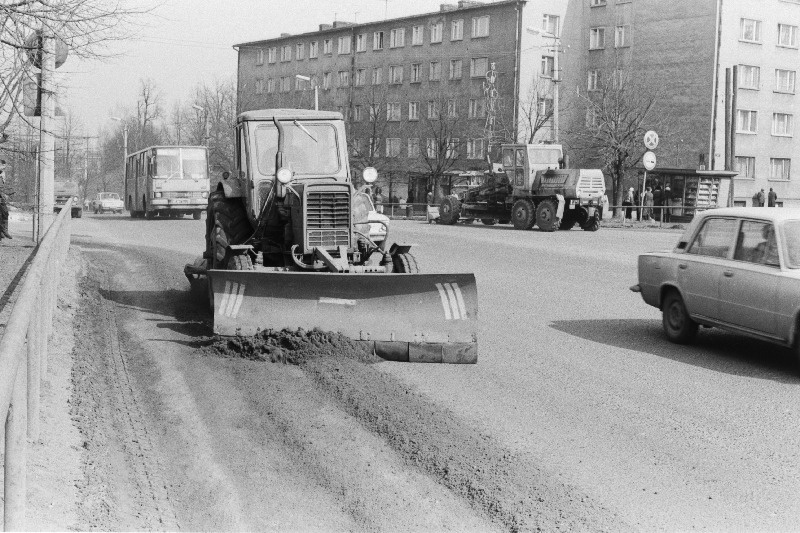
[511,199,535,230]
[392,252,420,274]
[438,195,461,225]
[206,191,252,269]
[535,199,560,232]
[481,218,496,225]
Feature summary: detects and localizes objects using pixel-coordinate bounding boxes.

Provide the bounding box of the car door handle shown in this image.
[678,263,687,270]
[723,270,734,277]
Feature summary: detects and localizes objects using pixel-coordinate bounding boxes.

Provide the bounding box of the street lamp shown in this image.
[109,116,128,162]
[192,104,210,146]
[526,26,560,143]
[295,74,318,111]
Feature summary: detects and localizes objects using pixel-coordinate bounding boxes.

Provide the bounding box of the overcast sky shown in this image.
[62,0,457,133]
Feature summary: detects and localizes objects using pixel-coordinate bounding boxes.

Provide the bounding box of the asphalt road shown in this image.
[69,213,800,531]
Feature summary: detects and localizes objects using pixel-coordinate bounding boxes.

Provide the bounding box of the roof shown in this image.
[695,207,800,222]
[648,167,738,178]
[233,0,521,48]
[238,109,344,122]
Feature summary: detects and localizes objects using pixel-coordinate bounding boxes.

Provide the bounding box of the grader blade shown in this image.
[208,270,478,364]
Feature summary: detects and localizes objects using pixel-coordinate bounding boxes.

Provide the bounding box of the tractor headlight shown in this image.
[363,167,378,183]
[202,191,208,198]
[277,167,293,184]
[154,192,162,198]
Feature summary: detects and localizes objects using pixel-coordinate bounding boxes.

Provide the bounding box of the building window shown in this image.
[471,15,489,38]
[773,113,794,136]
[369,105,378,122]
[542,14,560,36]
[355,68,366,86]
[266,79,275,93]
[430,61,441,81]
[372,67,382,85]
[409,101,419,120]
[338,70,350,86]
[470,57,488,78]
[590,0,607,5]
[356,34,366,52]
[255,78,264,94]
[322,72,331,90]
[408,138,420,158]
[390,28,405,48]
[537,96,553,117]
[776,69,796,93]
[615,25,630,47]
[323,39,332,54]
[446,138,459,158]
[280,45,291,61]
[338,35,351,54]
[740,18,762,43]
[541,55,554,77]
[389,65,403,84]
[369,137,380,156]
[294,77,305,90]
[778,24,798,47]
[387,102,401,121]
[268,47,277,63]
[468,98,485,118]
[431,21,443,43]
[410,63,422,83]
[309,41,319,59]
[587,69,600,91]
[426,138,437,158]
[280,76,291,92]
[466,138,485,159]
[589,28,605,49]
[256,49,264,65]
[386,138,401,158]
[411,25,424,45]
[737,109,757,133]
[449,59,462,80]
[735,156,755,179]
[586,107,598,128]
[771,158,791,180]
[739,65,760,89]
[451,19,464,40]
[296,43,304,60]
[447,99,458,118]
[427,101,439,119]
[353,105,363,122]
[374,31,385,50]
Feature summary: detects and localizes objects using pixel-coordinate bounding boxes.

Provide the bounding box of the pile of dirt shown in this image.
[206,328,379,365]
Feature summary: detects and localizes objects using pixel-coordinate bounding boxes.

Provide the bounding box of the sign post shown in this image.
[643,130,659,227]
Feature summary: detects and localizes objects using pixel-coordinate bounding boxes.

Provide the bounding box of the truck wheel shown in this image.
[438,195,461,225]
[662,290,698,344]
[582,214,600,232]
[207,193,251,269]
[559,215,576,230]
[193,211,202,220]
[535,199,560,232]
[481,218,496,226]
[511,199,535,230]
[145,210,156,220]
[392,252,419,274]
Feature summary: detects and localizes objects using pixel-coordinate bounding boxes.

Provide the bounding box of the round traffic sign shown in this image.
[644,130,659,150]
[643,151,657,171]
[25,31,68,69]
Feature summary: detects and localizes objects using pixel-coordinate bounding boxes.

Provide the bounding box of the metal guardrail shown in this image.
[0,199,72,531]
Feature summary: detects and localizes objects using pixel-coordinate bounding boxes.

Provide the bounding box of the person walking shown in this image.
[643,186,654,221]
[757,188,766,207]
[662,185,672,223]
[653,185,663,222]
[633,188,641,221]
[623,187,634,219]
[768,188,778,207]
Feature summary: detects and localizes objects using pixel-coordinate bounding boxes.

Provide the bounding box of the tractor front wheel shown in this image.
[438,195,461,225]
[535,199,560,232]
[511,199,535,230]
[392,252,420,274]
[206,191,251,269]
[582,213,600,232]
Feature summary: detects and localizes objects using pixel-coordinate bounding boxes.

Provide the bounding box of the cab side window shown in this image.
[733,221,779,267]
[686,218,738,258]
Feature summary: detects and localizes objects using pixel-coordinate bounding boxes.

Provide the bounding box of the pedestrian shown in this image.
[643,186,653,221]
[653,185,663,222]
[375,190,384,214]
[0,169,11,240]
[623,187,634,219]
[633,188,641,221]
[768,187,777,207]
[426,190,434,206]
[662,185,672,223]
[757,188,766,207]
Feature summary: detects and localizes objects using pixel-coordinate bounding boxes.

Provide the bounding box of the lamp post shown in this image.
[526,26,560,143]
[192,103,210,145]
[295,74,318,111]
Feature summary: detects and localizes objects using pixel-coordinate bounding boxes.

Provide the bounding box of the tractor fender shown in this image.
[227,244,257,263]
[555,194,565,220]
[389,242,414,256]
[221,173,246,198]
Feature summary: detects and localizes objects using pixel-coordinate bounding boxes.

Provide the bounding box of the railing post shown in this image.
[26,299,41,441]
[4,362,28,531]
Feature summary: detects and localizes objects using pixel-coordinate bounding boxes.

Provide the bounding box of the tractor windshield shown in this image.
[254,122,340,176]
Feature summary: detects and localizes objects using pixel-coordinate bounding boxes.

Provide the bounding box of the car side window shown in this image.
[733,221,779,267]
[686,218,737,258]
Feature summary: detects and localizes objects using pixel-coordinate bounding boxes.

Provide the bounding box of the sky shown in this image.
[62,0,457,134]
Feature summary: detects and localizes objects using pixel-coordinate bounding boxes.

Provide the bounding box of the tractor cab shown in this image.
[501,144,563,196]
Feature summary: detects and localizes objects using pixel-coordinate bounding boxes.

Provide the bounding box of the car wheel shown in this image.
[662,290,698,344]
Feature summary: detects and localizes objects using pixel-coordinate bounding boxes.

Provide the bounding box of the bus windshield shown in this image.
[254,122,340,176]
[153,148,207,179]
[181,148,208,179]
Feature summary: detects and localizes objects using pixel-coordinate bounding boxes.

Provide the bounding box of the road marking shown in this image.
[319,297,357,306]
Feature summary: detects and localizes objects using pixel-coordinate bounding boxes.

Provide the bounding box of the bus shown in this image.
[125,145,210,219]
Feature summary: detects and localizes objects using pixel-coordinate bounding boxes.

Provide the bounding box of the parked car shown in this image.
[91,192,124,214]
[631,207,800,363]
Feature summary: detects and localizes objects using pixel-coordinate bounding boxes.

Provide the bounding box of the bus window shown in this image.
[181,148,208,180]
[153,148,181,179]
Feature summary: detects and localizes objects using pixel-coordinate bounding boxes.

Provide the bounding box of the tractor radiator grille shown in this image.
[306,190,350,248]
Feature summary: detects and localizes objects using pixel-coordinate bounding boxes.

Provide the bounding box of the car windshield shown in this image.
[254,122,340,176]
[782,220,800,268]
[100,193,120,200]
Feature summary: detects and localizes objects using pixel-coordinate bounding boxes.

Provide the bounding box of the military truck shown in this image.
[54,180,82,218]
[438,144,606,231]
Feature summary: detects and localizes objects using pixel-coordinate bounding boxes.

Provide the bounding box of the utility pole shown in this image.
[36,29,56,241]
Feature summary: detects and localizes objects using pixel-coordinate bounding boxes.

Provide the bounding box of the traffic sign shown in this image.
[643,151,657,171]
[644,130,659,150]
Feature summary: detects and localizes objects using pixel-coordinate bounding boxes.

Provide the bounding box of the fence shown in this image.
[0,199,72,531]
[375,203,430,220]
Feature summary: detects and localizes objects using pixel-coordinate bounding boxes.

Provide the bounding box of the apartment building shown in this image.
[235,0,567,201]
[561,0,800,207]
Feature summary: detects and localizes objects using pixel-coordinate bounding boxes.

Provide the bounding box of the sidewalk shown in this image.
[0,213,38,336]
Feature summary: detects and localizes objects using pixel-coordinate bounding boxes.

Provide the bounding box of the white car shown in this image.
[91,192,124,214]
[368,208,389,244]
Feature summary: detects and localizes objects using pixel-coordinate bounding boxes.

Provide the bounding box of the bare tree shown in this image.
[134,78,163,150]
[187,77,237,181]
